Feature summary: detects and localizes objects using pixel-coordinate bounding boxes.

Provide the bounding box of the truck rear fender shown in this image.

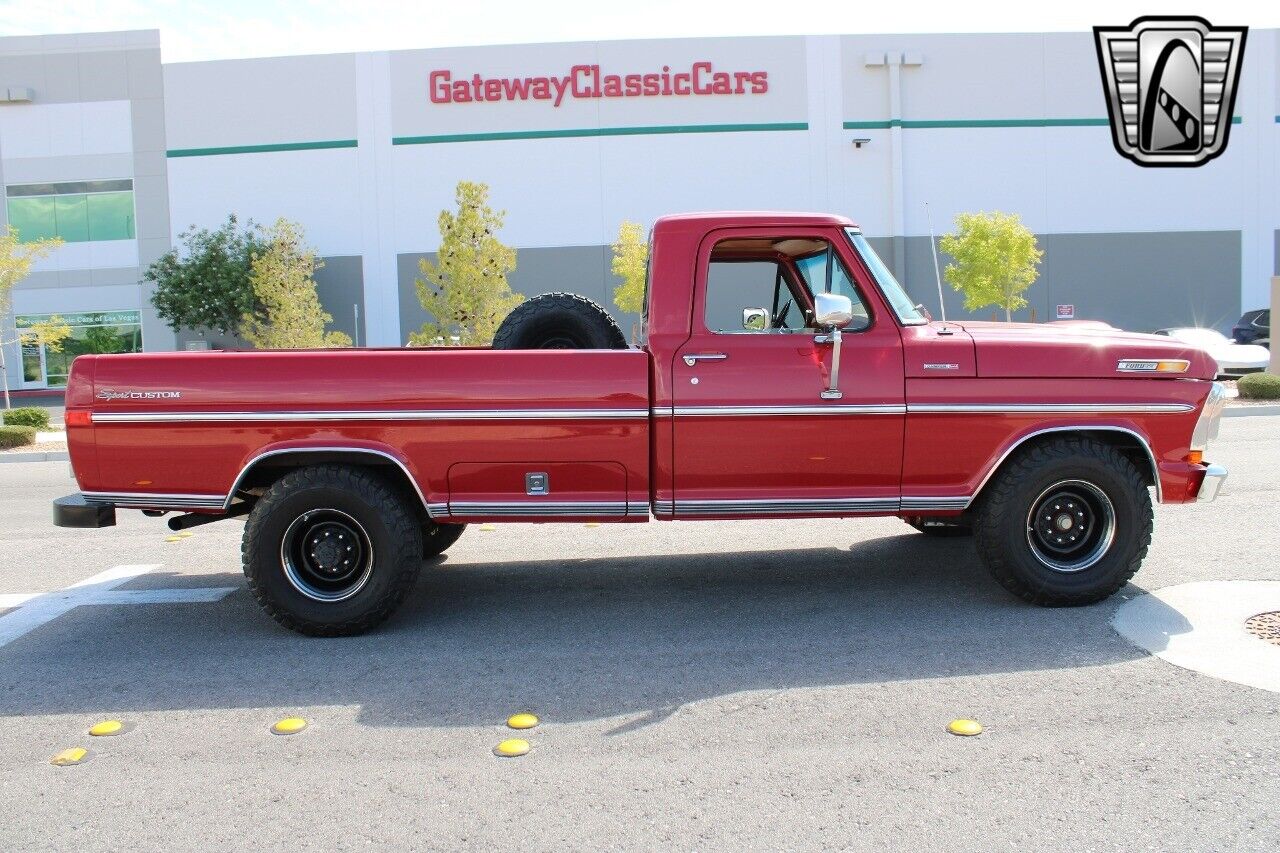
[227,443,434,519]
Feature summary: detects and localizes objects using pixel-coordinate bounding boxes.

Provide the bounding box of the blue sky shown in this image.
[0,1,1276,62]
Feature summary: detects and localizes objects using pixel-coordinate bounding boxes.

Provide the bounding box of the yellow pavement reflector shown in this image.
[478,524,497,531]
[494,738,530,757]
[583,523,600,528]
[51,747,88,766]
[88,720,124,737]
[271,717,307,735]
[176,531,194,539]
[506,712,539,730]
[947,718,983,737]
[164,535,183,542]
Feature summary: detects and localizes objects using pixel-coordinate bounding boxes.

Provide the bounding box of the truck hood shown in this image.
[942,320,1217,380]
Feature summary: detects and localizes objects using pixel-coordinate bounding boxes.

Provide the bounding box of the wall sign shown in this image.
[429,62,768,108]
[1056,304,1076,320]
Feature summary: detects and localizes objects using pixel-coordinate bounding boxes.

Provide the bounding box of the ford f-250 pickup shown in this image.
[53,212,1227,636]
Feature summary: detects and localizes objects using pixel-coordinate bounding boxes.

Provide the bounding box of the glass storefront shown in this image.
[5,180,136,244]
[15,310,143,388]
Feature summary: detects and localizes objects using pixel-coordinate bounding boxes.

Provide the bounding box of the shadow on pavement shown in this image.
[0,533,1169,727]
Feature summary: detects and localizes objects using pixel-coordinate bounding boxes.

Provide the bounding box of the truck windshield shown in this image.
[844,228,928,326]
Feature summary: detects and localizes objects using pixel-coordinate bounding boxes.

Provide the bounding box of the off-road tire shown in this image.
[423,520,466,558]
[973,436,1152,606]
[241,464,423,636]
[904,516,972,537]
[492,292,628,350]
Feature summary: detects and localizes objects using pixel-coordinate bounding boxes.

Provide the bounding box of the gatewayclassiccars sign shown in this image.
[429,62,769,108]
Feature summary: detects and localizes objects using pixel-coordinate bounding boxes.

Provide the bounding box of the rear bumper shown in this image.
[1196,464,1228,503]
[53,494,116,528]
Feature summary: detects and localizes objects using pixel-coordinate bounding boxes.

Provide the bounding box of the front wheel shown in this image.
[242,465,423,636]
[973,437,1152,606]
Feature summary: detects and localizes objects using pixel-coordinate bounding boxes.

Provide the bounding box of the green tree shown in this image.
[410,181,522,346]
[0,226,64,409]
[940,211,1043,321]
[610,220,648,314]
[240,219,352,349]
[20,316,73,354]
[146,215,266,336]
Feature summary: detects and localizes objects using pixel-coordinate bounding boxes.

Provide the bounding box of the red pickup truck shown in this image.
[54,212,1227,636]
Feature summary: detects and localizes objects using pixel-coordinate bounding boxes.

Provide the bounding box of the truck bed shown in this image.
[67,348,652,521]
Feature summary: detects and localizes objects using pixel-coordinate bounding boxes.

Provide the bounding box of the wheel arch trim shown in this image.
[970,425,1162,505]
[225,445,435,516]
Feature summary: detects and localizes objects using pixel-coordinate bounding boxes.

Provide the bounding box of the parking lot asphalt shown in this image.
[1,418,1277,851]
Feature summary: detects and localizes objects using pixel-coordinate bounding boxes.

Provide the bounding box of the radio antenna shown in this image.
[925,202,947,325]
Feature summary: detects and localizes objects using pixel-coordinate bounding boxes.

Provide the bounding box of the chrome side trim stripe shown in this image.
[91,402,1191,424]
[649,402,1192,417]
[907,403,1193,414]
[91,408,650,424]
[674,497,900,516]
[447,501,638,517]
[82,491,227,509]
[653,404,904,417]
[900,496,971,511]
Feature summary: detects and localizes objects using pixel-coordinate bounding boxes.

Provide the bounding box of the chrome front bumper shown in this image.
[1197,464,1228,503]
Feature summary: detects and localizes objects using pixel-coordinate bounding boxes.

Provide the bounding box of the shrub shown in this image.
[0,425,37,449]
[2,406,51,429]
[1237,371,1280,400]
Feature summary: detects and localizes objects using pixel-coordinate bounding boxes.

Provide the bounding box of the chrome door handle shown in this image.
[682,353,728,366]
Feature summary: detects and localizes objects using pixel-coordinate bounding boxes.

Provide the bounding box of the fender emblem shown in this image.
[96,388,183,401]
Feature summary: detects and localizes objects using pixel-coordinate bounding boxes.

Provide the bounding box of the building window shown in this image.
[15,310,143,388]
[5,180,135,244]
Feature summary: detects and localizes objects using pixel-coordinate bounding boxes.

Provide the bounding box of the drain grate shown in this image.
[1244,611,1280,646]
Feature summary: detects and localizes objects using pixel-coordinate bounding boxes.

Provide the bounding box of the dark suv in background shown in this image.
[1232,309,1270,348]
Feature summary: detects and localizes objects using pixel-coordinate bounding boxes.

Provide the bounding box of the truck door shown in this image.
[667,227,905,517]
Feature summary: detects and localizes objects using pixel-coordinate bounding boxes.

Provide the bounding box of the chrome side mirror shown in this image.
[742,307,769,331]
[814,293,853,329]
[812,293,853,401]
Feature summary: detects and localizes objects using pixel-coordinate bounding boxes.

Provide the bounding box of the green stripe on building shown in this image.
[393,122,808,145]
[844,116,1243,129]
[166,139,358,158]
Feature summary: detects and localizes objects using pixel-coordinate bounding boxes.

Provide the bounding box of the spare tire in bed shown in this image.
[492,292,628,350]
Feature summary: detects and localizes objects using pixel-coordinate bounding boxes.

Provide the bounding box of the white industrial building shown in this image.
[1,27,1276,389]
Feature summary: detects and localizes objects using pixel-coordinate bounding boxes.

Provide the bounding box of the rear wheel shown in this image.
[973,436,1152,606]
[492,292,628,350]
[242,465,422,636]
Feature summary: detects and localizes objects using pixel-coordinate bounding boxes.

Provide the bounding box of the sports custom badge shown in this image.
[1094,17,1247,167]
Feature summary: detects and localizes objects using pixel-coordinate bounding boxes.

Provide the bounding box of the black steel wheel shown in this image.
[974,436,1151,606]
[242,465,422,636]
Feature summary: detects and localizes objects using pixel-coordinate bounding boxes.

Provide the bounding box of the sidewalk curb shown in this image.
[0,450,69,463]
[1224,404,1280,418]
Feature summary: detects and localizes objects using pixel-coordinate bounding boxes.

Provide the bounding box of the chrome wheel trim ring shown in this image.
[280,508,375,603]
[1024,479,1117,574]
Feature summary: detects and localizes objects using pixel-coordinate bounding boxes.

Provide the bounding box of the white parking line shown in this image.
[0,565,239,648]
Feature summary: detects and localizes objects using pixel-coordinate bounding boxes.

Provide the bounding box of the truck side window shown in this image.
[705,260,807,333]
[793,248,871,332]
